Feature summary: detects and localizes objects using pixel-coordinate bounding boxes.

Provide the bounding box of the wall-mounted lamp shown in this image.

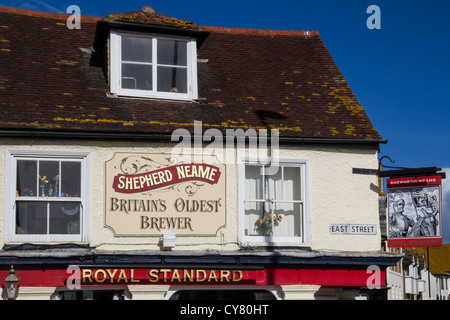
[3,265,20,300]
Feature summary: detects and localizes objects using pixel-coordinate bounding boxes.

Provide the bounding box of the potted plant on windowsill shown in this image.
[67,221,80,234]
[39,175,48,197]
[253,214,282,236]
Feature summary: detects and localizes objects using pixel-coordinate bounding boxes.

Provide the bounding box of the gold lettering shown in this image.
[148,269,159,283]
[220,270,231,282]
[82,269,93,283]
[171,269,181,282]
[232,270,243,282]
[196,269,207,282]
[130,269,140,283]
[208,270,218,282]
[94,269,107,283]
[87,268,246,284]
[117,269,128,283]
[183,269,194,282]
[161,269,171,283]
[106,269,118,283]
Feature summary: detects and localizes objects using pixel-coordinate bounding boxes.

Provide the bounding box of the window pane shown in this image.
[122,63,152,90]
[265,166,282,200]
[157,67,187,93]
[61,162,81,198]
[39,161,59,197]
[157,39,187,66]
[245,201,272,236]
[245,165,263,200]
[16,201,47,234]
[272,202,302,237]
[283,166,302,201]
[121,35,152,63]
[49,202,80,234]
[17,160,37,197]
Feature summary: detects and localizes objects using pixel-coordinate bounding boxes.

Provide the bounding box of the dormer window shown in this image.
[110,31,198,101]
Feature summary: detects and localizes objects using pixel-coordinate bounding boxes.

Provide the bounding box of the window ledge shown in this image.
[2,242,90,251]
[239,241,311,249]
[106,91,198,103]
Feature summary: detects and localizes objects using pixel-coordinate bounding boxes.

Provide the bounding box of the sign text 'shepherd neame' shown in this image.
[113,163,220,193]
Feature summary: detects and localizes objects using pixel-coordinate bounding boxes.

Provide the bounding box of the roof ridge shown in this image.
[0,5,102,22]
[201,26,319,36]
[0,6,319,36]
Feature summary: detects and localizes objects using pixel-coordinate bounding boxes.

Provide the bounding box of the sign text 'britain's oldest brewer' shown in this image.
[105,153,226,236]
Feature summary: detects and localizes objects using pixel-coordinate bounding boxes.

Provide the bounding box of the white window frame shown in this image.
[238,157,311,245]
[5,150,91,244]
[110,30,198,101]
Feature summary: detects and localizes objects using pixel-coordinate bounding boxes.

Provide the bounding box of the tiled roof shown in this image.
[103,6,204,31]
[0,6,383,142]
[407,245,450,275]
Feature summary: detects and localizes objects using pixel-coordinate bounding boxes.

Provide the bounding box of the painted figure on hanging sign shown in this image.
[387,176,442,247]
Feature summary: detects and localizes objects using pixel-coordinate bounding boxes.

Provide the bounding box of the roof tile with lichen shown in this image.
[0,6,383,143]
[103,6,204,31]
[406,245,450,275]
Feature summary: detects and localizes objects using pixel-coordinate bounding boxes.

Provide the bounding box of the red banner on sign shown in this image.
[112,164,221,194]
[386,175,441,188]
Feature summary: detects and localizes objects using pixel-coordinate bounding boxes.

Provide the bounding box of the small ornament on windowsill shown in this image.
[39,175,48,197]
[22,188,34,197]
[53,175,59,198]
[253,214,282,236]
[67,221,80,234]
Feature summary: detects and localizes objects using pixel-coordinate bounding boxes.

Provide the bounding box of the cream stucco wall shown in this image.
[0,139,381,253]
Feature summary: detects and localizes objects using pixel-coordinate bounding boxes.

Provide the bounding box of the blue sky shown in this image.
[1,0,450,242]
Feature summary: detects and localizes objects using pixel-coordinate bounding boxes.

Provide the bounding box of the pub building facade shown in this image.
[0,6,401,300]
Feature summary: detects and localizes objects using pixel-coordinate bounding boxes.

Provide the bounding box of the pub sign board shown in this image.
[387,175,442,247]
[105,153,226,236]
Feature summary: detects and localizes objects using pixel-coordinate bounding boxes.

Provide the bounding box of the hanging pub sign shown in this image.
[387,175,442,247]
[105,153,226,236]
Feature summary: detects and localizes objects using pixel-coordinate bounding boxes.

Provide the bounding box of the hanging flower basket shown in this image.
[254,214,282,236]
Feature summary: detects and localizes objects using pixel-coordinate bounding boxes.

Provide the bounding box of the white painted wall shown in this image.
[0,139,381,253]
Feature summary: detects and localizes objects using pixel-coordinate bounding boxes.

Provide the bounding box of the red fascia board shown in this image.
[0,267,384,287]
